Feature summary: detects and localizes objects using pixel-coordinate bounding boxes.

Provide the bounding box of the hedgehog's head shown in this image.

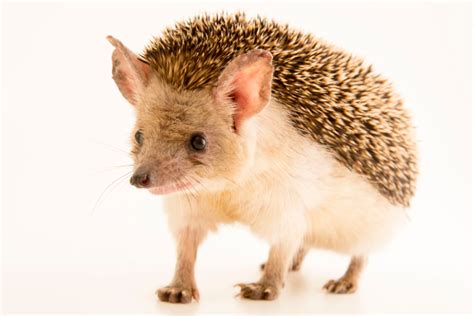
[108,36,273,195]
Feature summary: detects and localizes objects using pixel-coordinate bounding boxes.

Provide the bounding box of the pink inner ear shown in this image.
[232,75,258,131]
[213,49,273,133]
[232,63,272,132]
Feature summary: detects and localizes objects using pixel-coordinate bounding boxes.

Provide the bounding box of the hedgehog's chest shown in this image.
[199,187,270,226]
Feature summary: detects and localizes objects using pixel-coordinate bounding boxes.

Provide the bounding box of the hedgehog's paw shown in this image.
[323,278,357,294]
[156,284,199,303]
[235,282,279,300]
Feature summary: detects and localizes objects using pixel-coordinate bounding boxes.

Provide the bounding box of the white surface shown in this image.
[1,1,472,313]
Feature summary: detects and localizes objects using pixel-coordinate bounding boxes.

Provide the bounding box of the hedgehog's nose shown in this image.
[130,170,151,188]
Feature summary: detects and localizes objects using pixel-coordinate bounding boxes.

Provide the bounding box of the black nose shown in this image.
[130,171,151,188]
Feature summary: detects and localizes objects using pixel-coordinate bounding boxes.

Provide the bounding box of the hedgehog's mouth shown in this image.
[148,181,194,195]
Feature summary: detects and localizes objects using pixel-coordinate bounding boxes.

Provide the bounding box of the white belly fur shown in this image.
[302,160,407,255]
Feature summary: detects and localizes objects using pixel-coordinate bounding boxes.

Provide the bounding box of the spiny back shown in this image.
[142,13,418,207]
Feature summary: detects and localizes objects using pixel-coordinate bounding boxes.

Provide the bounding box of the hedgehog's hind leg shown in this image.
[323,255,367,294]
[260,246,308,272]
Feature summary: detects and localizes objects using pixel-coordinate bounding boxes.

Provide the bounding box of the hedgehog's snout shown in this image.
[130,167,151,188]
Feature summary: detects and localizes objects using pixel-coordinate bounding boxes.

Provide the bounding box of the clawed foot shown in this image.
[235,282,279,300]
[323,278,357,294]
[156,285,199,303]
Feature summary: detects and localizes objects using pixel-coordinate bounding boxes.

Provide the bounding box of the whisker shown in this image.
[176,177,195,212]
[93,141,130,156]
[187,175,209,194]
[222,176,243,190]
[91,171,133,215]
[94,164,134,173]
[183,178,198,201]
[184,190,194,212]
[110,164,134,168]
[182,175,200,198]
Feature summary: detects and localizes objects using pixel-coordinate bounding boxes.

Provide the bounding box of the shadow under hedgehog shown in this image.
[107,13,417,303]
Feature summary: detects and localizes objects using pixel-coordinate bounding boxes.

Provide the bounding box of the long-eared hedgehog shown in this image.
[108,12,418,303]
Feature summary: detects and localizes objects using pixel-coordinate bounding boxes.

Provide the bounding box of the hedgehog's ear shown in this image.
[107,36,151,106]
[214,49,273,133]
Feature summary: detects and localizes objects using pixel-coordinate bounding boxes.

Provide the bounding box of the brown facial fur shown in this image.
[130,79,248,190]
[141,13,418,206]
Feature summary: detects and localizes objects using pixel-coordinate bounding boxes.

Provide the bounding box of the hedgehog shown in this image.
[107,12,418,303]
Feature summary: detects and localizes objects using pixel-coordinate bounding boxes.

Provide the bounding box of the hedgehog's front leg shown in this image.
[237,213,304,301]
[237,239,301,300]
[156,227,206,303]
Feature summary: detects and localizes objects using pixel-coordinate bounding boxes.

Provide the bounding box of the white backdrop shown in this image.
[2,1,472,313]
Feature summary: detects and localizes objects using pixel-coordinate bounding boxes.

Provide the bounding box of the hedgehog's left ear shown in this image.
[214,49,273,133]
[107,36,151,106]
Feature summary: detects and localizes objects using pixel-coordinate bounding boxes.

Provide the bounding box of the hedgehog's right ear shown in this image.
[214,49,273,133]
[107,36,151,106]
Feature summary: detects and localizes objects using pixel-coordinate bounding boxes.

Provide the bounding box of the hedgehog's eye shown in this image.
[190,133,207,151]
[135,129,144,145]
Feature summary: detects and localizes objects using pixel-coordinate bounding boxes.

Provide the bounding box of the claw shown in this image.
[192,289,200,302]
[156,285,197,303]
[235,282,279,300]
[323,278,357,294]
